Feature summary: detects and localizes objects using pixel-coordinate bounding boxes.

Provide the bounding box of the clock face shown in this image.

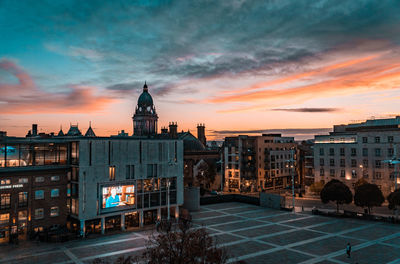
[147,106,151,112]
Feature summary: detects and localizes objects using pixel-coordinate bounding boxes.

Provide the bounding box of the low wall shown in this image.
[260,192,285,210]
[183,187,200,212]
[200,194,260,206]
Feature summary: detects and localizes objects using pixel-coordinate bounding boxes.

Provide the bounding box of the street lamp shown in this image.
[384,145,400,219]
[167,179,171,221]
[286,149,296,212]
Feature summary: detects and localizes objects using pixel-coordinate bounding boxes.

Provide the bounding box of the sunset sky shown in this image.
[2,1,400,140]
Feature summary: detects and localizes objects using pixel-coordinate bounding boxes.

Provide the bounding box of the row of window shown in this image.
[35,189,60,199]
[109,164,161,181]
[362,136,394,143]
[0,176,60,186]
[34,207,59,219]
[0,211,28,225]
[0,192,28,209]
[319,168,388,179]
[319,147,395,157]
[319,158,394,169]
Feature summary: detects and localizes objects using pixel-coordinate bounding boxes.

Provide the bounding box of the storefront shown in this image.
[143,209,157,225]
[125,212,139,228]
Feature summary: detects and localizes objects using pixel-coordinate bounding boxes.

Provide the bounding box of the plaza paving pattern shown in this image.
[1,202,400,263]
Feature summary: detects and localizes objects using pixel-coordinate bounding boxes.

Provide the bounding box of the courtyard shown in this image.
[1,202,400,263]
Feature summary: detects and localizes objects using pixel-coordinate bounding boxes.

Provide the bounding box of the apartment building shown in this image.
[223,134,298,192]
[314,117,400,196]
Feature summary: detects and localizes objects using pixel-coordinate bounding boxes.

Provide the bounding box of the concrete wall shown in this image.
[200,194,259,206]
[183,187,200,211]
[260,192,284,209]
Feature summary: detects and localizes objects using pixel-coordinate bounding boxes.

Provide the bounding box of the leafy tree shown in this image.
[309,181,324,194]
[320,179,353,213]
[354,178,369,191]
[388,189,400,211]
[354,183,384,214]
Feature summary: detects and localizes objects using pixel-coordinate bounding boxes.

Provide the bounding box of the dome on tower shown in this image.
[137,82,153,107]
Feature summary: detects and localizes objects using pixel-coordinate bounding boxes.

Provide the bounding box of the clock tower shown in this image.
[133,82,158,136]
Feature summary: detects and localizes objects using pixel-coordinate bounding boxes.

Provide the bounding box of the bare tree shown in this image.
[143,219,228,264]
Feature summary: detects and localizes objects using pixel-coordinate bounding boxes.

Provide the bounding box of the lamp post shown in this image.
[384,144,400,219]
[167,179,171,221]
[286,149,296,212]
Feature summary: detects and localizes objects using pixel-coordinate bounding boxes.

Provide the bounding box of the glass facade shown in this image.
[0,143,68,167]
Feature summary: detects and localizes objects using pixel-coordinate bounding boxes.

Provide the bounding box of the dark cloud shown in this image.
[3,1,400,97]
[271,108,340,113]
[210,128,332,140]
[212,128,332,135]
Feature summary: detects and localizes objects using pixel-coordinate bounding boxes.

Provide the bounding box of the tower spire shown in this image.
[143,81,148,92]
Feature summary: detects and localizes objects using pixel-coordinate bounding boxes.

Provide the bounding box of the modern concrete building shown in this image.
[314,117,400,196]
[72,137,183,236]
[223,134,298,192]
[0,82,185,243]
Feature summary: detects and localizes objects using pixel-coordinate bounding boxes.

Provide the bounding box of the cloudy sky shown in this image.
[2,0,400,140]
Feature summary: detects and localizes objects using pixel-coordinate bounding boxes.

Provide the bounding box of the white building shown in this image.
[314,117,400,196]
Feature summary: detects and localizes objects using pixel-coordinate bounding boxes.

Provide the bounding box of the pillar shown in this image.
[101,217,105,235]
[121,214,125,231]
[139,210,144,228]
[175,206,179,219]
[80,220,85,238]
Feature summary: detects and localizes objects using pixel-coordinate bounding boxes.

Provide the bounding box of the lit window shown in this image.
[0,213,9,224]
[0,179,10,185]
[18,178,28,183]
[18,192,28,207]
[51,189,59,198]
[51,176,60,181]
[109,166,116,181]
[50,207,59,217]
[35,190,44,200]
[35,208,44,219]
[35,177,44,183]
[0,194,11,209]
[18,211,27,221]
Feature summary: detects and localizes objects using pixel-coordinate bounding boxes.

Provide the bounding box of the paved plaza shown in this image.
[1,202,400,263]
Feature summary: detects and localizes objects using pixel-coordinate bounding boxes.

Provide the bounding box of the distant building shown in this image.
[223,134,298,192]
[132,82,158,136]
[314,116,400,196]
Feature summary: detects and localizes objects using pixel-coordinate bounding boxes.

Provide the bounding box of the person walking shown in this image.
[346,243,351,258]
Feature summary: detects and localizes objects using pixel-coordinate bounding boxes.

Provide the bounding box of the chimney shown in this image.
[169,122,178,138]
[32,124,38,136]
[197,123,206,147]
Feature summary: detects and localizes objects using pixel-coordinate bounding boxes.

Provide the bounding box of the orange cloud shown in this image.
[0,59,115,114]
[218,61,400,113]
